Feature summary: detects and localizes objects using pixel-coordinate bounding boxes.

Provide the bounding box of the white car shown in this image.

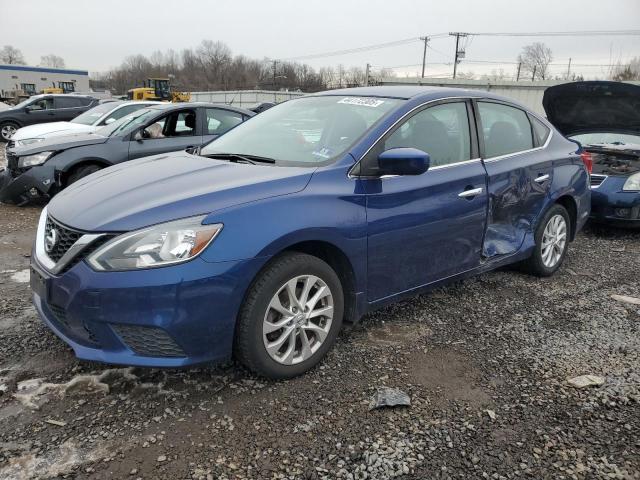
[10,100,162,147]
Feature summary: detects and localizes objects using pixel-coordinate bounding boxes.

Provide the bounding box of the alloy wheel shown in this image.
[1,125,16,141]
[541,214,567,268]
[262,275,334,365]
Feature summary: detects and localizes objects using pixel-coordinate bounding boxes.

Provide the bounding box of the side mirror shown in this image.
[377,148,431,176]
[24,105,36,113]
[134,129,150,141]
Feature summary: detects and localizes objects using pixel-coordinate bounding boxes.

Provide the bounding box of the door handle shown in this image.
[458,187,483,198]
[535,174,550,183]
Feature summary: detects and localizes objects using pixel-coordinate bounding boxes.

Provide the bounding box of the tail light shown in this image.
[580,152,593,174]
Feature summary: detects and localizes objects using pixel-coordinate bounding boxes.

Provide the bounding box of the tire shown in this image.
[67,164,102,186]
[0,122,19,143]
[521,204,571,277]
[234,252,344,379]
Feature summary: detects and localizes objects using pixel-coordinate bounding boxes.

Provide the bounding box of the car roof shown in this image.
[145,102,255,116]
[309,85,516,103]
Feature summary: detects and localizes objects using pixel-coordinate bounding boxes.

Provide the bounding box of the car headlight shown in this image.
[15,138,44,147]
[87,217,223,271]
[623,172,640,191]
[18,151,54,168]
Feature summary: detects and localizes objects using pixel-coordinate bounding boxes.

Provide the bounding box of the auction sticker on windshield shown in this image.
[337,97,385,107]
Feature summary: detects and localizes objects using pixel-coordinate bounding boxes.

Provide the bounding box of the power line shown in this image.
[467,29,640,37]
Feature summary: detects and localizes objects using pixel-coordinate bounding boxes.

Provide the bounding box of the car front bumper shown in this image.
[31,251,268,368]
[0,165,55,204]
[590,177,640,227]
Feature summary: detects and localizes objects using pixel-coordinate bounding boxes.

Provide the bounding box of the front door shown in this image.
[475,101,553,257]
[362,100,488,302]
[24,96,55,125]
[128,108,202,160]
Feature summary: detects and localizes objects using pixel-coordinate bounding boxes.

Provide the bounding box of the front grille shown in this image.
[6,151,18,172]
[45,216,82,262]
[59,235,113,274]
[47,302,100,347]
[590,174,607,188]
[48,303,70,329]
[112,324,186,358]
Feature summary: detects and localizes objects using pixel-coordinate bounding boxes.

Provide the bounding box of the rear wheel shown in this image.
[0,122,18,142]
[67,164,102,186]
[235,252,344,379]
[521,204,571,277]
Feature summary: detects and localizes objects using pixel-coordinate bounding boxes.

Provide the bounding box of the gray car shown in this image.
[0,102,255,204]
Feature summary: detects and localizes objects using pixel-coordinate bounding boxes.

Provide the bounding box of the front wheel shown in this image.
[234,252,344,379]
[521,204,571,277]
[0,122,18,142]
[67,164,102,186]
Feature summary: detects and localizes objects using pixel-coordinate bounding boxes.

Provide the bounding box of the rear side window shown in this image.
[529,114,551,145]
[31,97,54,110]
[478,102,533,158]
[55,97,85,108]
[383,102,471,167]
[206,109,244,135]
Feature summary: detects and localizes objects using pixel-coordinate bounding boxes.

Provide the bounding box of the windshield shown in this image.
[95,108,157,137]
[570,132,640,146]
[71,102,121,125]
[201,95,402,166]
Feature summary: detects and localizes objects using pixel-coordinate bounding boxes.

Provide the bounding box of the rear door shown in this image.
[202,108,246,144]
[363,100,488,301]
[475,100,553,257]
[54,96,91,121]
[127,108,202,160]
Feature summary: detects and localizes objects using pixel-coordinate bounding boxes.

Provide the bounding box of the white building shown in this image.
[0,64,90,98]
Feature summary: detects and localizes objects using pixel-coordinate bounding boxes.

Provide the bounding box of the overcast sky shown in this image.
[1,0,639,79]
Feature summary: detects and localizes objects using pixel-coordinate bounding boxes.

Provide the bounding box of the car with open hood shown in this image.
[543,81,640,226]
[0,102,254,205]
[30,86,589,378]
[8,100,161,149]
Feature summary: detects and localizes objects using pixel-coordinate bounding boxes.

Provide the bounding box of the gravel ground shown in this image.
[0,187,638,479]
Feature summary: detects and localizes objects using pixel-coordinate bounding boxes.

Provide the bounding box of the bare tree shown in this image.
[517,42,553,80]
[40,54,65,68]
[0,45,26,65]
[611,57,640,81]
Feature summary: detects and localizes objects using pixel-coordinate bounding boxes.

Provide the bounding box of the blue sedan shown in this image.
[30,87,591,378]
[543,81,640,227]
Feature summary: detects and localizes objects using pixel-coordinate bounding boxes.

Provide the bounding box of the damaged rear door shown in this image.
[475,100,553,257]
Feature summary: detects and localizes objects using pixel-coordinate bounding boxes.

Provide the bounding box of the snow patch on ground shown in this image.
[10,269,30,283]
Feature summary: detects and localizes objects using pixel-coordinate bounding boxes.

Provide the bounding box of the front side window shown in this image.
[382,102,471,167]
[201,96,402,166]
[478,102,533,158]
[143,110,197,139]
[31,97,54,110]
[206,108,244,135]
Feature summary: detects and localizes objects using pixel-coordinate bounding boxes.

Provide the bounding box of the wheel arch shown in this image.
[58,158,111,186]
[553,194,578,241]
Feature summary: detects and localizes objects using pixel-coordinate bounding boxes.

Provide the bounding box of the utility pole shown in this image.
[566,58,572,80]
[516,62,522,81]
[420,36,429,78]
[532,65,537,81]
[449,32,468,79]
[365,63,370,86]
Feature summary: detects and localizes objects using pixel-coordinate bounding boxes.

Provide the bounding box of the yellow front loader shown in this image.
[127,78,190,102]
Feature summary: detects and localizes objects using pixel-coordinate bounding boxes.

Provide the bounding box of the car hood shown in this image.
[9,132,108,155]
[48,152,315,231]
[543,81,640,136]
[12,122,94,141]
